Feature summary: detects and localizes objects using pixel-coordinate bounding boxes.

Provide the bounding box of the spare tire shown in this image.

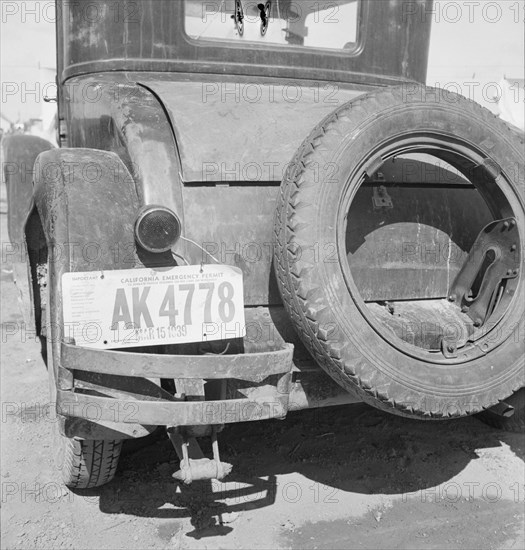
[274,85,524,419]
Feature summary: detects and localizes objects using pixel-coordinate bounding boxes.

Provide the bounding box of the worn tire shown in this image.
[57,437,122,489]
[274,85,524,419]
[44,285,123,489]
[477,388,525,432]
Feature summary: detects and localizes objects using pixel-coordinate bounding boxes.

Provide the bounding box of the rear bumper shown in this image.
[57,342,295,427]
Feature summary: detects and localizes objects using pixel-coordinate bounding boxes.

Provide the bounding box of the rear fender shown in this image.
[33,148,160,439]
[2,134,55,243]
[2,135,55,331]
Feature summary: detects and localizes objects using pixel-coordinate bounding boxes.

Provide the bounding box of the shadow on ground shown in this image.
[75,402,523,538]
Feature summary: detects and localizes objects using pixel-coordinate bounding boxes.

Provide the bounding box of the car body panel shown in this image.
[143,79,365,182]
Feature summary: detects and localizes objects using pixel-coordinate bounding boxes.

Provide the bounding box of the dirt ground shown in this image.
[1,195,524,549]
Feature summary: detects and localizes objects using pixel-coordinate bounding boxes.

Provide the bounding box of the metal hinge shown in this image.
[372,185,393,209]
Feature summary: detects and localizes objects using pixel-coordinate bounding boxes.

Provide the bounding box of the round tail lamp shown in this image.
[134,205,181,253]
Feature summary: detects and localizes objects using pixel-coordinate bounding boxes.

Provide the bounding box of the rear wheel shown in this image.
[274,85,524,419]
[57,437,122,489]
[44,281,123,489]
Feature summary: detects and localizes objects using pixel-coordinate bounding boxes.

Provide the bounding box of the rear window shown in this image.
[184,0,360,51]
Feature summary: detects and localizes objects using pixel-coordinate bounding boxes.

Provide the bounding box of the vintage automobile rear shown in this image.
[3,0,523,488]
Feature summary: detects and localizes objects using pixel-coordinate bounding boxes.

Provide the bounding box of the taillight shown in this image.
[134,205,181,253]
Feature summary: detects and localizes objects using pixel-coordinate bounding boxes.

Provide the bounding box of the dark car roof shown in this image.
[57,0,433,87]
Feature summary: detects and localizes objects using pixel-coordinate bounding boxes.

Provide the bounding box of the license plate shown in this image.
[62,265,245,349]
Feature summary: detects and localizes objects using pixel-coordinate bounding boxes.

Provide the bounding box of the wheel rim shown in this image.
[337,131,523,365]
